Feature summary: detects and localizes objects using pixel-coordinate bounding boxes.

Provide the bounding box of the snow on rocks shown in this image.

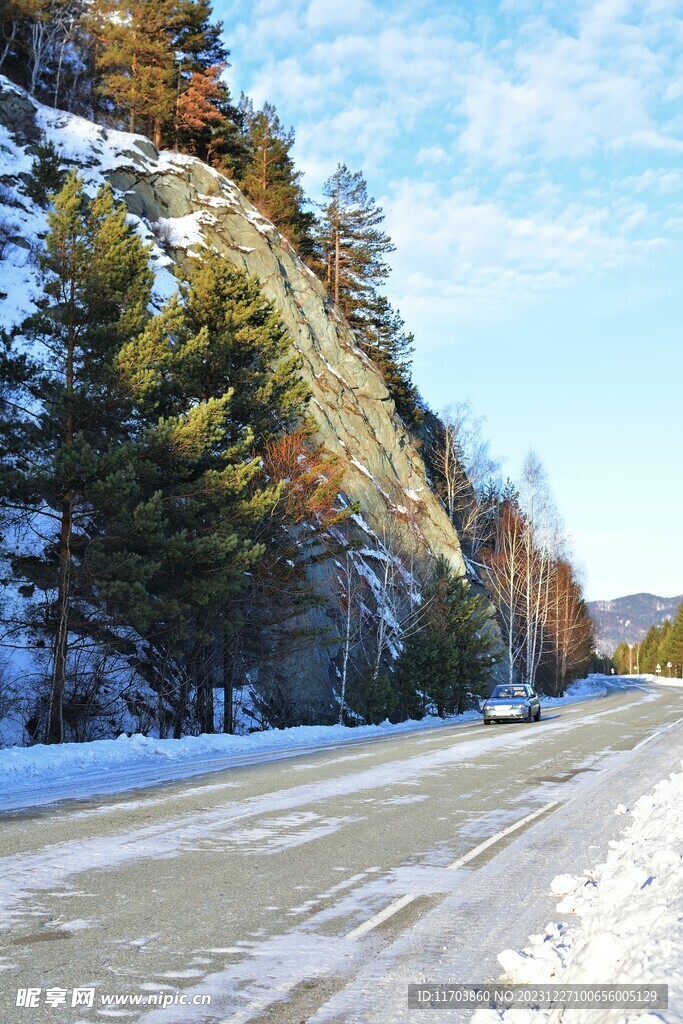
[472,765,683,1024]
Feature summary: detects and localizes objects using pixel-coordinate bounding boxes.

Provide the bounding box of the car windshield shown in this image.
[491,686,528,699]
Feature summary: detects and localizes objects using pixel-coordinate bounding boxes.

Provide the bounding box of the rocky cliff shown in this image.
[0,77,496,723]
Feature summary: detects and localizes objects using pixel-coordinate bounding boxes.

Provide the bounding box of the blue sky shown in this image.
[216,0,683,600]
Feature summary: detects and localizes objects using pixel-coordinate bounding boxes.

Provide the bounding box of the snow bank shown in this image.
[473,765,683,1024]
[0,711,480,784]
[0,675,609,785]
[0,674,612,810]
[541,674,609,706]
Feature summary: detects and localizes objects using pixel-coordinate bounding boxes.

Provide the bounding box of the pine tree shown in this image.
[395,558,499,719]
[319,163,393,320]
[169,251,309,448]
[168,0,237,157]
[92,0,176,144]
[115,254,313,734]
[658,618,673,671]
[0,171,154,743]
[361,295,423,428]
[667,603,683,674]
[25,139,66,208]
[175,63,224,139]
[239,100,317,260]
[197,88,249,176]
[317,164,424,428]
[639,624,659,673]
[169,0,225,70]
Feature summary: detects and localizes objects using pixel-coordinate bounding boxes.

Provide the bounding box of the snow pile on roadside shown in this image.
[0,674,613,790]
[0,710,484,782]
[473,766,683,1024]
[541,674,608,706]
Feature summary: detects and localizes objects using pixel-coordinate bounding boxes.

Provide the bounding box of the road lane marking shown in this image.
[634,712,683,753]
[446,801,559,869]
[344,801,559,940]
[345,893,419,940]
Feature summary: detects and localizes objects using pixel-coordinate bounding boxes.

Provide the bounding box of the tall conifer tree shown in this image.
[239,100,318,260]
[318,164,422,428]
[0,171,153,742]
[394,559,498,719]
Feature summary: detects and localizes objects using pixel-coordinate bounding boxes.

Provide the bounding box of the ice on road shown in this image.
[0,676,681,1024]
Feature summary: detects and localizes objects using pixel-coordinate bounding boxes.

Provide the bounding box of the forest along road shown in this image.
[1,680,683,1024]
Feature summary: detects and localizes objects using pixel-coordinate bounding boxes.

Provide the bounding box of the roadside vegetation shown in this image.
[613,602,683,678]
[0,0,595,743]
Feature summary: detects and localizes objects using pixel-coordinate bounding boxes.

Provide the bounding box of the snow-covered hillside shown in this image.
[588,593,683,653]
[0,75,501,742]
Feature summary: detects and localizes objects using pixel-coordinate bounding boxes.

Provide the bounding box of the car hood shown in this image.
[485,697,529,706]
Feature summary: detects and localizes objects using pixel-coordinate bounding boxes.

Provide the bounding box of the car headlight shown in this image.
[512,703,527,709]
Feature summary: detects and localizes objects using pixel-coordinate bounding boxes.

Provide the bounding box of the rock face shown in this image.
[108,156,468,580]
[0,77,497,721]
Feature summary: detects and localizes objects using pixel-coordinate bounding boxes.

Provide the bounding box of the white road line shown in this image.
[446,801,559,870]
[344,801,559,940]
[633,715,683,750]
[345,893,419,940]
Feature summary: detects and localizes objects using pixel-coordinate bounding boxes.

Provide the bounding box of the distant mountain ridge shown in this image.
[588,593,683,653]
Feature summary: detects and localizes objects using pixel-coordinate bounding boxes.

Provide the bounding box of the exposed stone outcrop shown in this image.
[0,78,498,719]
[108,156,467,577]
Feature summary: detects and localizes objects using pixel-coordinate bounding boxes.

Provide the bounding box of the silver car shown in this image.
[482,684,541,725]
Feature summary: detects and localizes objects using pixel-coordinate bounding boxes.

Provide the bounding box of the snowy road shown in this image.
[1,678,682,1023]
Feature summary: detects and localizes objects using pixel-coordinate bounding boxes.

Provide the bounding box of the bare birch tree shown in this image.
[433,402,500,557]
[334,549,366,724]
[483,498,525,685]
[518,451,560,691]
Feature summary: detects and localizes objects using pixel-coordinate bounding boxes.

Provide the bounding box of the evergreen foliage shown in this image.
[0,171,155,742]
[89,0,232,150]
[238,100,318,262]
[668,602,683,670]
[394,558,499,719]
[91,0,177,144]
[623,602,683,677]
[24,140,66,208]
[172,252,309,448]
[0,174,332,742]
[319,163,392,319]
[317,163,422,429]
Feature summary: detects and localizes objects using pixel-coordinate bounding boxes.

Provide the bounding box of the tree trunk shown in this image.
[222,641,233,733]
[334,224,340,306]
[174,668,188,738]
[46,294,76,744]
[0,22,18,72]
[47,495,72,743]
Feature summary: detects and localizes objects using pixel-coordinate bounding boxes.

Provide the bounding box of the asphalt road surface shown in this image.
[2,678,682,1023]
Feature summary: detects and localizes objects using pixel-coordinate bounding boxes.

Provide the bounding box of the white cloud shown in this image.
[457,4,682,165]
[382,180,672,309]
[222,0,683,302]
[415,145,449,166]
[304,0,379,33]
